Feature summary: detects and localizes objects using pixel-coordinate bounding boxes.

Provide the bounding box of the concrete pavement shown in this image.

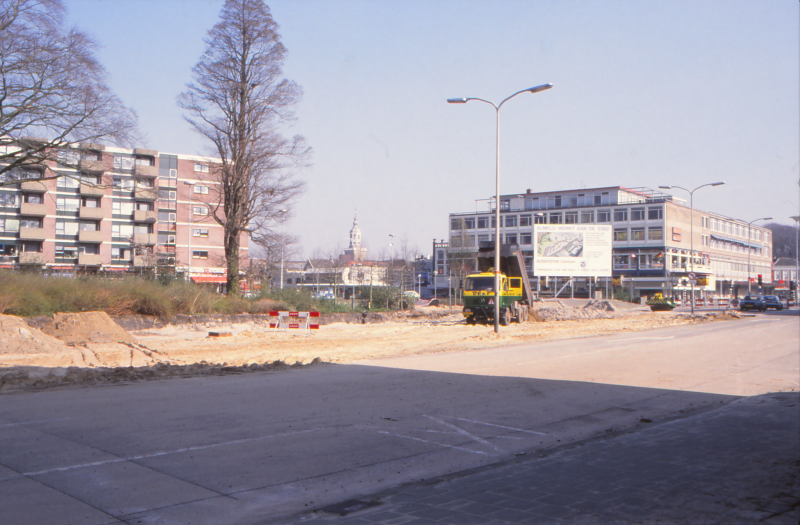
[277,392,800,524]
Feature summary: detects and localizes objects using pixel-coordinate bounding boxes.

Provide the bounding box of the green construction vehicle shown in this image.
[462,242,534,325]
[646,292,676,311]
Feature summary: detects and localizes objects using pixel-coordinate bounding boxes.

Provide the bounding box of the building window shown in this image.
[631,228,645,241]
[505,234,517,244]
[111,247,122,260]
[193,229,209,237]
[594,193,602,205]
[614,209,628,222]
[450,218,462,231]
[477,216,489,229]
[549,213,562,224]
[192,250,208,259]
[554,195,562,208]
[500,200,510,211]
[580,211,594,223]
[193,206,209,215]
[505,215,517,227]
[648,207,663,220]
[534,214,546,224]
[194,163,209,173]
[135,156,154,166]
[564,212,578,224]
[521,233,532,245]
[57,175,80,189]
[520,215,532,226]
[701,234,709,246]
[477,234,489,243]
[56,197,81,212]
[631,208,645,221]
[55,245,78,258]
[193,185,209,194]
[25,194,43,204]
[569,195,578,207]
[613,255,630,269]
[464,217,475,229]
[648,227,663,241]
[614,228,628,242]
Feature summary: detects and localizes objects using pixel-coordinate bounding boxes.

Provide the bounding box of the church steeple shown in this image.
[348,212,361,250]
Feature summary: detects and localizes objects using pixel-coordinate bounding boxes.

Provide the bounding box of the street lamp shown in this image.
[792,215,800,305]
[658,182,725,315]
[746,216,773,294]
[448,84,553,332]
[278,208,288,289]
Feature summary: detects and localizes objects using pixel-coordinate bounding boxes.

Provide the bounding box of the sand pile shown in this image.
[531,300,616,322]
[0,314,66,356]
[40,312,136,344]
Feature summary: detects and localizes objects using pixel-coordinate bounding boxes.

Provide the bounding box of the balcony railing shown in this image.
[80,158,106,173]
[133,233,157,245]
[78,230,103,243]
[134,188,157,201]
[19,227,46,241]
[19,252,45,265]
[133,164,158,177]
[20,203,46,216]
[20,180,47,192]
[80,183,105,196]
[133,210,158,223]
[79,207,105,220]
[133,255,154,267]
[78,253,103,266]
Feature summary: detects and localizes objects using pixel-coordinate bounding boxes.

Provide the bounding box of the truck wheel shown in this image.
[466,316,477,325]
[500,308,511,326]
[516,306,527,323]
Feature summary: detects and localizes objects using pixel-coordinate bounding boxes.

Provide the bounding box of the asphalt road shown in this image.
[0,312,797,525]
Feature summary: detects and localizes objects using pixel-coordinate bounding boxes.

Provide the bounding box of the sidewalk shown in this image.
[275,392,800,524]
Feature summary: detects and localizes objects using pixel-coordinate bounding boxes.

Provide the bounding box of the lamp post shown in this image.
[746,216,773,294]
[792,215,800,306]
[278,208,288,289]
[448,83,553,332]
[658,182,725,315]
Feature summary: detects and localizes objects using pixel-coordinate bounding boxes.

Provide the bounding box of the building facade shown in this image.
[0,144,247,281]
[447,186,773,298]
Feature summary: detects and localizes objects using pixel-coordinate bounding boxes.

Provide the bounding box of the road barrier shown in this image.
[269,311,320,336]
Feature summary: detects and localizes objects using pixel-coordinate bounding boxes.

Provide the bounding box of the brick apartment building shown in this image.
[446,186,773,298]
[0,144,247,286]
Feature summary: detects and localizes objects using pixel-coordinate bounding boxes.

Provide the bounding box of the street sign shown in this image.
[687,272,697,280]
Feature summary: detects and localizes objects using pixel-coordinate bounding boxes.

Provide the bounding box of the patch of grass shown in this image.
[0,271,350,317]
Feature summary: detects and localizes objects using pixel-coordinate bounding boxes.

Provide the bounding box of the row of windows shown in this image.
[452,207,663,230]
[706,216,769,242]
[613,228,663,242]
[503,192,613,211]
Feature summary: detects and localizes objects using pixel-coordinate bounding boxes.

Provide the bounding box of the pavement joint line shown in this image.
[446,416,549,436]
[423,415,503,452]
[355,425,489,456]
[19,427,326,477]
[0,417,70,428]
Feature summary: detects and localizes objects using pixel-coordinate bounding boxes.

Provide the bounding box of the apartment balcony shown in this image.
[80,183,105,197]
[80,158,106,173]
[133,210,158,223]
[78,253,103,266]
[78,230,103,243]
[20,180,47,192]
[133,255,154,267]
[19,203,47,216]
[19,227,46,241]
[19,252,45,265]
[79,206,105,220]
[134,188,157,201]
[133,233,157,245]
[134,164,158,177]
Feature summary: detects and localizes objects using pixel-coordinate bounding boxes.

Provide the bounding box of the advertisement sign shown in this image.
[533,224,612,277]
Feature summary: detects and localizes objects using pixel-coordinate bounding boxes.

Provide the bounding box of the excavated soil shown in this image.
[0,302,741,392]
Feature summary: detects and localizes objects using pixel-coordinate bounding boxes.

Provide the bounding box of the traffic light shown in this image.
[758,274,762,286]
[791,281,797,291]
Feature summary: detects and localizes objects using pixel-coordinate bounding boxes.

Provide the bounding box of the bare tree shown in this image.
[179,0,308,295]
[0,0,138,184]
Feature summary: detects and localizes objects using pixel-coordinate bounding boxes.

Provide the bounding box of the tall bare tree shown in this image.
[0,0,138,184]
[179,0,308,295]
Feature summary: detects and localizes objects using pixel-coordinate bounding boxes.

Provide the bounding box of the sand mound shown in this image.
[0,314,66,355]
[531,301,616,322]
[40,312,136,344]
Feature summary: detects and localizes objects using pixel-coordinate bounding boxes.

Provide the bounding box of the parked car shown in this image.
[739,295,766,312]
[762,295,783,311]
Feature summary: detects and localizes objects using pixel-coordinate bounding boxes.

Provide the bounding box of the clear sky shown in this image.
[64,0,800,259]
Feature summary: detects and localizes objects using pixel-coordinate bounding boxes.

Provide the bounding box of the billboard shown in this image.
[533,224,612,277]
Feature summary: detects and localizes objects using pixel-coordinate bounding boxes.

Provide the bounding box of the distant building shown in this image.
[447,186,774,298]
[0,144,247,286]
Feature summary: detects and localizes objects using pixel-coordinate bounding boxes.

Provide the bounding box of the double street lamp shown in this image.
[658,182,724,315]
[746,216,773,294]
[448,84,553,333]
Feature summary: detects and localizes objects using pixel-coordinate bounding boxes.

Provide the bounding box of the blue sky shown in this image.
[65,0,800,259]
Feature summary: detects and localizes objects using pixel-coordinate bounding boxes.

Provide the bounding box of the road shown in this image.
[0,312,797,525]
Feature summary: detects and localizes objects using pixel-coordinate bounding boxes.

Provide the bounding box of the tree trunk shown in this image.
[226,230,240,296]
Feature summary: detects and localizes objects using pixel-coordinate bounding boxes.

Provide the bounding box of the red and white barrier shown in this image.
[269,311,320,335]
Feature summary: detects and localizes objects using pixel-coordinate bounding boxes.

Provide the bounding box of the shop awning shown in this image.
[710,234,762,249]
[191,276,227,284]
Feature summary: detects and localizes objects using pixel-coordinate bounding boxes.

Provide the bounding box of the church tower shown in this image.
[341,212,367,263]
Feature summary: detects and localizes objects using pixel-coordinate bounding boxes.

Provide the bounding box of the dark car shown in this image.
[763,295,783,311]
[739,295,766,311]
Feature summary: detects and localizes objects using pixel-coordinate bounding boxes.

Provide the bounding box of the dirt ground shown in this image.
[0,301,741,391]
